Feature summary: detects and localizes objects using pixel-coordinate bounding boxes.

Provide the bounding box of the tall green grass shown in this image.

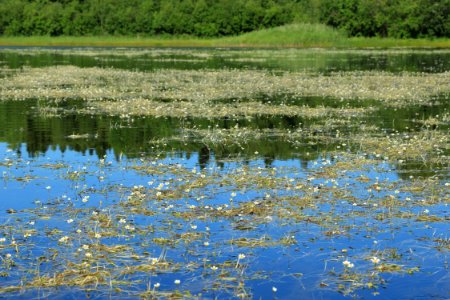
[0,23,449,48]
[221,23,346,47]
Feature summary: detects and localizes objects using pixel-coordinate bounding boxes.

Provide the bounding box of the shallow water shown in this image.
[0,48,448,299]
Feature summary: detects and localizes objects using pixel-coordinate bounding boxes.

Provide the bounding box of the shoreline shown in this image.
[1,36,449,49]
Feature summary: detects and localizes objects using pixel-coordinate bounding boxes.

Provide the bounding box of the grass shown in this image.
[0,23,449,48]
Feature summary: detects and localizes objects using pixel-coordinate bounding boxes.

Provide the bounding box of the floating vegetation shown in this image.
[0,48,448,299]
[1,66,449,110]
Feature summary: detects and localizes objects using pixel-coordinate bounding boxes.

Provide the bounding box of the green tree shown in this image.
[136,0,156,34]
[0,0,26,35]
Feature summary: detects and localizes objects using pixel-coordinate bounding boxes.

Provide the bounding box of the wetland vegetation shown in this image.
[1,24,450,48]
[0,48,449,299]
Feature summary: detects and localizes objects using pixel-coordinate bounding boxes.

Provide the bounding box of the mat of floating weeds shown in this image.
[1,66,449,109]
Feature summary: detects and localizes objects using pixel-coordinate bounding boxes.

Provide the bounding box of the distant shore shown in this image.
[1,24,449,49]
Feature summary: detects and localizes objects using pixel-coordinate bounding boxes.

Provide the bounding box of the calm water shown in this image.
[0,48,448,299]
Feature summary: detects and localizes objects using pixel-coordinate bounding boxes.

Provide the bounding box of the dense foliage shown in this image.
[320,0,450,38]
[0,0,448,38]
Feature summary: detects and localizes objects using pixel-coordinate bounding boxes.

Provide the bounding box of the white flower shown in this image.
[150,257,158,265]
[203,242,209,246]
[82,196,89,203]
[190,224,197,230]
[231,192,237,197]
[272,287,277,292]
[238,254,246,260]
[342,260,354,268]
[154,282,160,288]
[125,225,135,231]
[0,238,5,243]
[118,218,126,224]
[174,279,181,285]
[94,233,102,239]
[45,186,51,190]
[370,256,381,264]
[82,244,89,250]
[5,253,12,259]
[210,265,218,271]
[58,236,69,243]
[85,252,92,258]
[67,219,74,224]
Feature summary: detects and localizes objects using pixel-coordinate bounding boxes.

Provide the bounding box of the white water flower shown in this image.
[174,279,181,285]
[343,260,354,268]
[370,256,381,264]
[272,287,277,292]
[125,225,135,231]
[150,257,158,265]
[67,219,74,224]
[59,236,69,243]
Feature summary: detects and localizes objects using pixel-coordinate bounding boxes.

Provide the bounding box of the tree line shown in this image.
[0,0,448,38]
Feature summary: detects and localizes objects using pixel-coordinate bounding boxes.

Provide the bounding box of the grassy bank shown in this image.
[1,24,449,48]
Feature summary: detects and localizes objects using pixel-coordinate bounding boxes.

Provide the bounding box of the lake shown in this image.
[0,47,449,299]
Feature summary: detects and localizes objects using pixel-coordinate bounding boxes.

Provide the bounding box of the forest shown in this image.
[0,0,449,38]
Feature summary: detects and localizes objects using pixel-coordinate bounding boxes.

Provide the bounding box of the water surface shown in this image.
[0,48,448,299]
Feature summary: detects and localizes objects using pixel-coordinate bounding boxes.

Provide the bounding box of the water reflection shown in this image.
[0,98,447,179]
[1,48,450,73]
